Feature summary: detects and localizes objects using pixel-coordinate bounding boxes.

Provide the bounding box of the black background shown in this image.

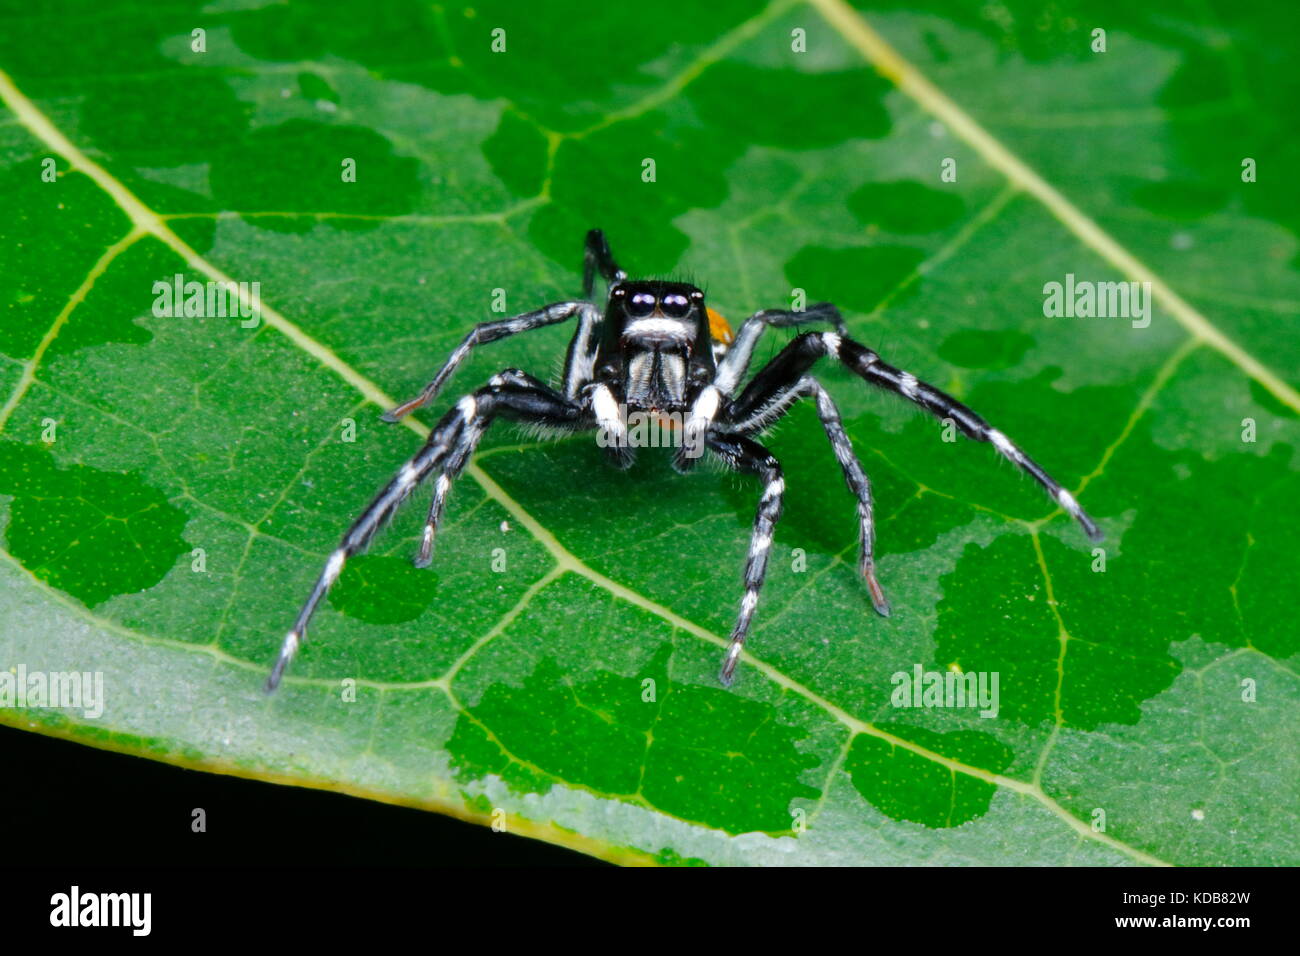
[2,723,605,866]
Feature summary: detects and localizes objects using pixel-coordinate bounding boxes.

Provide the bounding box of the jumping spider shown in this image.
[267,229,1100,691]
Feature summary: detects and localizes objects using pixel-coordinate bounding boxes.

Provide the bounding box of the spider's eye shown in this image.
[627,292,657,317]
[660,293,691,318]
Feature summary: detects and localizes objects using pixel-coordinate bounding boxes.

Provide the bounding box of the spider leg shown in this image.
[800,378,891,615]
[560,299,604,399]
[707,433,785,686]
[412,368,556,567]
[562,230,624,395]
[268,377,587,692]
[583,228,627,297]
[714,301,847,395]
[731,330,1103,542]
[381,301,598,421]
[675,299,842,471]
[718,374,891,615]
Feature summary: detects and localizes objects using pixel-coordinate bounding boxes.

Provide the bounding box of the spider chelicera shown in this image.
[266,229,1101,691]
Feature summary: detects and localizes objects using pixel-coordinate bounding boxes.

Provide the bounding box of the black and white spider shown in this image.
[266,229,1101,691]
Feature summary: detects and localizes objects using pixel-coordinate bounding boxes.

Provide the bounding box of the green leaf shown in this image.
[1,0,1296,865]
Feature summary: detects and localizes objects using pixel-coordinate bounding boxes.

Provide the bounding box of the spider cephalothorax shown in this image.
[600,280,713,417]
[266,229,1101,691]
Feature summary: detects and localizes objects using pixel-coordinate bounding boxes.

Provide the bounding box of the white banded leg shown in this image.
[270,376,585,691]
[267,409,466,691]
[413,395,482,567]
[720,373,891,615]
[716,374,806,435]
[801,378,891,616]
[382,301,585,422]
[708,434,785,686]
[561,303,603,399]
[413,369,542,567]
[825,334,1103,542]
[731,330,1102,542]
[713,303,846,395]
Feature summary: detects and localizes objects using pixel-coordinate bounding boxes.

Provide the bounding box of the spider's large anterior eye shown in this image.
[627,292,657,317]
[660,293,691,318]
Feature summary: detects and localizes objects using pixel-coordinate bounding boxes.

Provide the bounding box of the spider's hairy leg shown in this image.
[413,369,560,567]
[713,301,848,395]
[732,330,1103,542]
[583,228,627,298]
[381,301,593,422]
[268,379,587,692]
[266,405,465,692]
[560,300,604,399]
[719,374,891,615]
[802,378,891,616]
[708,434,785,686]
